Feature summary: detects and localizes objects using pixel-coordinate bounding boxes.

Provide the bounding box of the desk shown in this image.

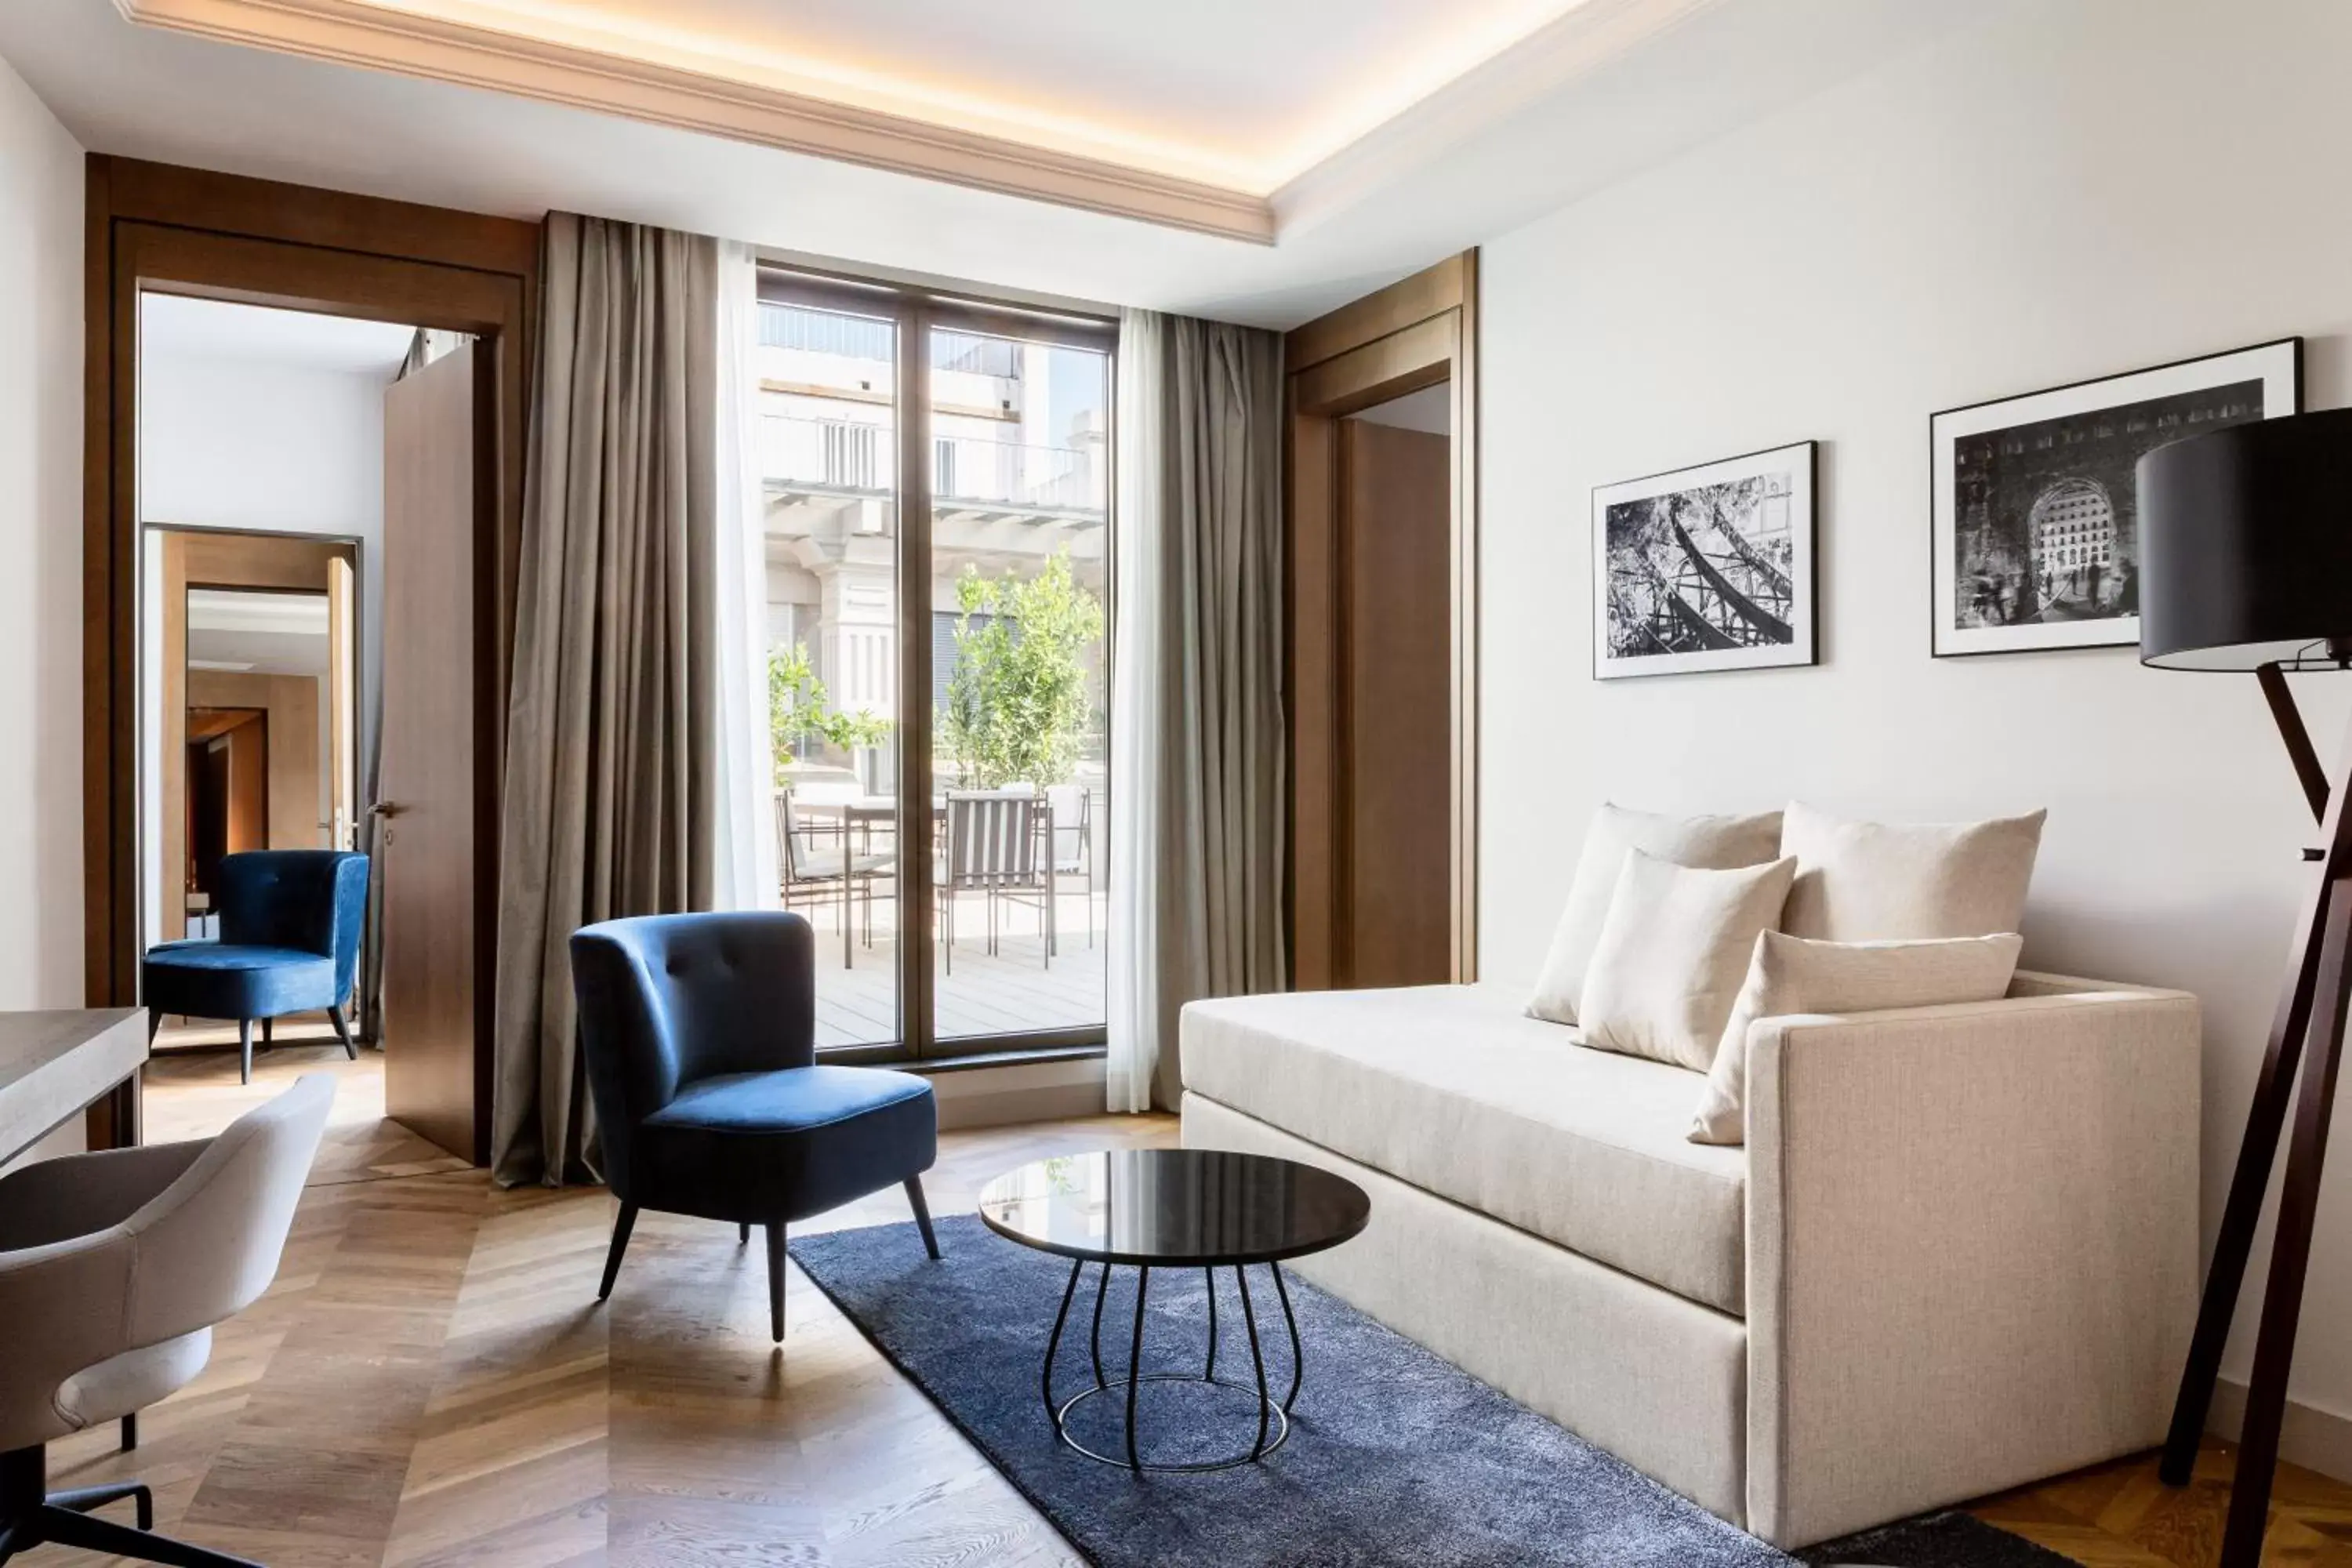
[0,1009,147,1164]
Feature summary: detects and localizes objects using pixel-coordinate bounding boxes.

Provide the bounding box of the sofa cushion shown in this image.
[1527,804,1784,1026]
[1780,801,2045,942]
[1180,983,1749,1315]
[1580,850,1798,1072]
[1688,931,2024,1146]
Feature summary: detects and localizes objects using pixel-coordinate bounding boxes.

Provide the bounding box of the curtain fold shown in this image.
[1106,309,1287,1112]
[491,212,721,1186]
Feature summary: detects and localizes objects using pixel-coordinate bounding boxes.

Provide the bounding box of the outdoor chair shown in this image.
[938,789,1054,972]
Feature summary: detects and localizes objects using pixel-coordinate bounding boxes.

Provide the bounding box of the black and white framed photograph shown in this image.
[1931,338,2300,657]
[1592,441,1817,680]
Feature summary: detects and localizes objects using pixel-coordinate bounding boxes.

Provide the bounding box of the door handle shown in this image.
[368,802,402,818]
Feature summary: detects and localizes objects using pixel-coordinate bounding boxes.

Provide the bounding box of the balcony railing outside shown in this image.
[760,305,894,361]
[763,416,892,492]
[933,434,1099,512]
[764,416,1099,513]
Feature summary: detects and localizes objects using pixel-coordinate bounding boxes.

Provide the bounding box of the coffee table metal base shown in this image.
[1040,1257,1304,1473]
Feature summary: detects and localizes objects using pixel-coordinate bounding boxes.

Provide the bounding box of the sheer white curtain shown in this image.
[711,240,779,911]
[1106,309,1168,1112]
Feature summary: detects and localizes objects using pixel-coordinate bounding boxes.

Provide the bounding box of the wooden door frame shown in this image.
[83,156,539,1159]
[1285,252,1479,990]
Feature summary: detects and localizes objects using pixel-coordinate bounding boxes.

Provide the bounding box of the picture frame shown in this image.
[1592,440,1817,680]
[1930,337,2301,658]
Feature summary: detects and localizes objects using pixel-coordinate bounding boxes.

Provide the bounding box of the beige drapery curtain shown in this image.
[1106,309,1287,1112]
[491,212,720,1186]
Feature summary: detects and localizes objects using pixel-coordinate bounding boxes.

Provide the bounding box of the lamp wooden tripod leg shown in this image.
[2162,663,2352,1566]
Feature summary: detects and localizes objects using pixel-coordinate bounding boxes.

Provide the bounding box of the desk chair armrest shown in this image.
[0,1142,207,1251]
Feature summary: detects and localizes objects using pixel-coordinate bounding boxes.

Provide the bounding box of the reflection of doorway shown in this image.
[142,531,363,1115]
[143,532,361,948]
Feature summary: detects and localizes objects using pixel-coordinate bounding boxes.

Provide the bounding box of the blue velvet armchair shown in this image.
[569,911,941,1343]
[143,851,368,1086]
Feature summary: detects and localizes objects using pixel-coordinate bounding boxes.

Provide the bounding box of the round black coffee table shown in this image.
[977,1147,1370,1473]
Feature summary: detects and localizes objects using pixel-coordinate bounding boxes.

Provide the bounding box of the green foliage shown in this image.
[768,641,891,784]
[939,552,1105,789]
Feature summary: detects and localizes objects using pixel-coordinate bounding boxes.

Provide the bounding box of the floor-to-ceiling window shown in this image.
[755,270,1112,1060]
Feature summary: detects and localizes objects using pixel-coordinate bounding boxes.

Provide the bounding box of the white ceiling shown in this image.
[0,0,1980,328]
[142,294,417,377]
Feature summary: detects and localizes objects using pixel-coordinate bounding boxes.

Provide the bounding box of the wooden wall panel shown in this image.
[190,671,325,851]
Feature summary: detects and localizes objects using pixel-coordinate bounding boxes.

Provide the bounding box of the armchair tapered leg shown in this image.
[119,1414,136,1453]
[327,1006,358,1062]
[739,1221,750,1244]
[236,1020,252,1086]
[764,1223,786,1343]
[906,1177,942,1260]
[598,1203,638,1301]
[262,1017,274,1048]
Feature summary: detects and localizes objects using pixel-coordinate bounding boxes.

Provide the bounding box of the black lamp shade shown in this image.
[2139,407,2352,670]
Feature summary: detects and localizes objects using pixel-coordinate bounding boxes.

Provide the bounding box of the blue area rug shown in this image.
[789,1215,2075,1568]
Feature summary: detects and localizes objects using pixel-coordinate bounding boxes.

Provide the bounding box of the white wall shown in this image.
[0,54,84,1019]
[1481,0,2352,1457]
[140,345,390,785]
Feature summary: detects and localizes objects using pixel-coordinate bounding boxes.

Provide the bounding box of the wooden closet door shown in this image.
[379,345,477,1161]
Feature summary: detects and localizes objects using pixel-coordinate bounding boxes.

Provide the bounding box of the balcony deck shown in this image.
[800,884,1107,1049]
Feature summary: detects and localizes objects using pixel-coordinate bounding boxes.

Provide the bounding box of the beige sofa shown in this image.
[1178,971,2200,1549]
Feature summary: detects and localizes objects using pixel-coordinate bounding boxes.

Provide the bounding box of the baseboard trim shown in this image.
[930,1055,1105,1131]
[2209,1376,2352,1483]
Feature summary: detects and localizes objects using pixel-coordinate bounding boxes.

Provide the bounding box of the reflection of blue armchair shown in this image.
[569,911,941,1343]
[143,851,369,1085]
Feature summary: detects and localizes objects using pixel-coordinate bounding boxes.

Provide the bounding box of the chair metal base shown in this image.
[1,1445,259,1568]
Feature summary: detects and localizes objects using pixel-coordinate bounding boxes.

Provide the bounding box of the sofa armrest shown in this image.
[1744,987,2201,1548]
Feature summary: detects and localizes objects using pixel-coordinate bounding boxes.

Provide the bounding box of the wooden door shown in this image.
[1338,417,1454,987]
[379,345,477,1160]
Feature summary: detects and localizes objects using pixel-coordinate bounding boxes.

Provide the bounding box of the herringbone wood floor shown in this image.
[34,1060,2352,1566]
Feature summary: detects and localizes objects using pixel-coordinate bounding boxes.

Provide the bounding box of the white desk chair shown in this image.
[0,1073,332,1566]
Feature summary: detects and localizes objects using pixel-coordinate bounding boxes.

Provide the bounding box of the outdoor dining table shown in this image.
[793,795,909,970]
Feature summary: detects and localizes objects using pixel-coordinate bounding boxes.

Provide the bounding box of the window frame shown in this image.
[756,263,1118,1065]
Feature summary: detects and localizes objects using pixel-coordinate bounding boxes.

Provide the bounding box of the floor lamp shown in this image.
[2139,406,2352,1567]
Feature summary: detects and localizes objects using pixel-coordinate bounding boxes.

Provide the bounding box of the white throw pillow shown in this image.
[1578,849,1798,1072]
[1526,804,1784,1025]
[1778,801,2045,942]
[1687,930,2025,1145]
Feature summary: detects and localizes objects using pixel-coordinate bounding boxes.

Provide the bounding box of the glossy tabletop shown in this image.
[977,1149,1370,1268]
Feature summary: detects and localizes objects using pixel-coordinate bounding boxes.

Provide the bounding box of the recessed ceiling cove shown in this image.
[112,0,1684,241]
